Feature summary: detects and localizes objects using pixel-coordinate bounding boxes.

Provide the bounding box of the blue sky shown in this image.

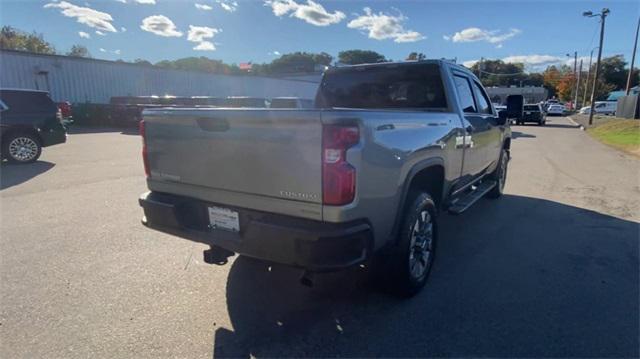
[1,0,638,71]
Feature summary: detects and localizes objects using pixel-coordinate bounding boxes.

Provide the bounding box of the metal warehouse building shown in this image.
[0,50,321,104]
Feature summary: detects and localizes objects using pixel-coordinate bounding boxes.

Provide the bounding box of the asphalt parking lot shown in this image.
[1,116,638,358]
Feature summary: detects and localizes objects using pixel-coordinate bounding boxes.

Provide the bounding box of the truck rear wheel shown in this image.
[487,148,508,198]
[380,192,437,297]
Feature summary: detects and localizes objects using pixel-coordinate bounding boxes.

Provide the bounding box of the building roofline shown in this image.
[0,49,320,83]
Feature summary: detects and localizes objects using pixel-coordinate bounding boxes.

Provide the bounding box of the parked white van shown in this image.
[579,101,617,115]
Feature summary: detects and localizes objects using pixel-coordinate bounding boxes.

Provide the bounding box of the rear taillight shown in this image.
[322,125,359,205]
[139,120,150,177]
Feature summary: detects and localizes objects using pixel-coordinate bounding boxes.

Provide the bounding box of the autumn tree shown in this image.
[0,26,56,54]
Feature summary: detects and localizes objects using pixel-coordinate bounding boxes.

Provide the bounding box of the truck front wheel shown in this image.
[381,192,438,297]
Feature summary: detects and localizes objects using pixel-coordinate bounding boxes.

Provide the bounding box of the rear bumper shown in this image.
[40,127,67,147]
[139,191,372,271]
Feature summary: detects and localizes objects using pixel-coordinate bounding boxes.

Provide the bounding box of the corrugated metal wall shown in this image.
[0,50,321,104]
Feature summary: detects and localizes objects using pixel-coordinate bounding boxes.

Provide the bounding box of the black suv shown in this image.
[0,89,67,163]
[517,104,546,126]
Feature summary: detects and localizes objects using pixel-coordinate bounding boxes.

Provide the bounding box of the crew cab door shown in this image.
[470,79,502,168]
[452,73,500,182]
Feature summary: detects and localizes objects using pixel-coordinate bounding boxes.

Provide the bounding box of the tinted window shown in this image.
[0,90,56,113]
[316,63,447,109]
[472,81,492,114]
[453,75,476,113]
[524,105,540,111]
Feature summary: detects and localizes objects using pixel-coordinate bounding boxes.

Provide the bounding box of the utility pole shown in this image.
[583,47,598,105]
[626,16,639,95]
[584,8,610,126]
[576,59,583,108]
[572,52,579,110]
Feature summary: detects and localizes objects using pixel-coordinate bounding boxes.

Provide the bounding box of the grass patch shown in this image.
[587,119,640,157]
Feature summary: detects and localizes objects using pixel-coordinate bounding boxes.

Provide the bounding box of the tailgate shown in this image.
[143,108,323,212]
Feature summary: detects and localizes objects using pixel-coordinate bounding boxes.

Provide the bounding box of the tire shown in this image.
[378,192,438,297]
[487,148,508,199]
[2,132,42,164]
[538,119,544,126]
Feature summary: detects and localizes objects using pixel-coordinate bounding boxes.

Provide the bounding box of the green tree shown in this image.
[0,26,56,54]
[469,59,526,87]
[267,52,333,73]
[338,50,387,65]
[66,44,91,58]
[134,58,152,66]
[155,57,234,74]
[598,55,639,90]
[406,52,426,61]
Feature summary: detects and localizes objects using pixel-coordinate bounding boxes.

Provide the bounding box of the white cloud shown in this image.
[496,43,503,49]
[216,0,238,12]
[347,7,425,43]
[194,41,216,51]
[134,0,156,4]
[95,30,106,36]
[195,3,213,10]
[114,49,121,54]
[115,0,126,3]
[462,59,478,68]
[187,25,220,51]
[99,48,106,52]
[78,31,90,38]
[140,15,182,37]
[44,1,117,33]
[445,27,521,44]
[121,26,127,32]
[270,50,281,56]
[502,54,563,66]
[265,0,345,26]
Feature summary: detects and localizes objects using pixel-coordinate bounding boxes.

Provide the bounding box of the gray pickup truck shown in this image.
[139,60,513,296]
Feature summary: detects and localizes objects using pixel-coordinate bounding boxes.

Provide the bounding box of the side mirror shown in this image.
[506,95,524,119]
[497,110,508,125]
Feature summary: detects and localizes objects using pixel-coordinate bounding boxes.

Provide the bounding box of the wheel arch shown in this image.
[389,157,447,245]
[1,126,43,145]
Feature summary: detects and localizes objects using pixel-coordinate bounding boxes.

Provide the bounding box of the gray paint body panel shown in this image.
[142,61,510,250]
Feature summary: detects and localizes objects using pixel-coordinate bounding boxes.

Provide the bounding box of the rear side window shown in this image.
[316,63,447,110]
[0,91,56,113]
[471,81,492,114]
[453,75,476,113]
[524,105,539,111]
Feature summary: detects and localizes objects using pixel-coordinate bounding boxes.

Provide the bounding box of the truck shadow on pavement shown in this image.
[212,194,639,358]
[0,161,55,190]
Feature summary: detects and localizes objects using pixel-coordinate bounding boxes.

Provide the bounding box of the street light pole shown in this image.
[566,51,577,109]
[584,8,610,126]
[573,52,579,110]
[576,59,583,108]
[583,47,598,105]
[626,16,639,95]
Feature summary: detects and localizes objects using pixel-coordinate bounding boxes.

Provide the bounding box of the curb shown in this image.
[566,116,585,131]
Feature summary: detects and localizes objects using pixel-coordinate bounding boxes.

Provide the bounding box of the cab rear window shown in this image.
[316,63,447,110]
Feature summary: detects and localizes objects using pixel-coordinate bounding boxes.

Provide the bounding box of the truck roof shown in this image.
[327,59,477,78]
